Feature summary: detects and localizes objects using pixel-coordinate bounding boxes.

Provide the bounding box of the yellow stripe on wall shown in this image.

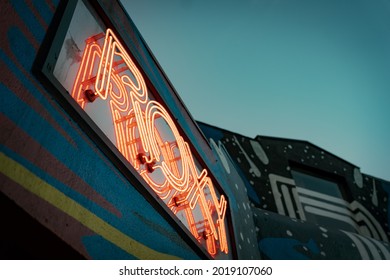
[0,152,180,260]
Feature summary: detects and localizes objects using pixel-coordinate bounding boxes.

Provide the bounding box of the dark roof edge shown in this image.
[196,120,254,140]
[255,135,359,168]
[198,122,390,185]
[196,121,359,168]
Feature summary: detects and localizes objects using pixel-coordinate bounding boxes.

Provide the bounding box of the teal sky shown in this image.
[122,0,390,181]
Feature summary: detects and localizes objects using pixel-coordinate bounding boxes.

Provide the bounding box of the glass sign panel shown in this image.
[50,0,231,258]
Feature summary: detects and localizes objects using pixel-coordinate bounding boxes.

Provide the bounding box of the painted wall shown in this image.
[199,122,390,259]
[0,0,261,260]
[3,0,387,260]
[0,0,209,260]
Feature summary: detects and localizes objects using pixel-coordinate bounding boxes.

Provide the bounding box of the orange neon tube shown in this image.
[71,28,229,255]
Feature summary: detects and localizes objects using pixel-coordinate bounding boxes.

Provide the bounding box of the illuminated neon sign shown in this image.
[71,29,229,256]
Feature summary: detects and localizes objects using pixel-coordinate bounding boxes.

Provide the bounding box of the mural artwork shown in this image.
[199,122,390,259]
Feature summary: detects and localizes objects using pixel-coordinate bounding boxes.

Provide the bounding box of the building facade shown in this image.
[0,0,389,259]
[199,122,390,259]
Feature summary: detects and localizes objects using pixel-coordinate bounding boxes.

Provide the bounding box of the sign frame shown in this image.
[33,0,236,259]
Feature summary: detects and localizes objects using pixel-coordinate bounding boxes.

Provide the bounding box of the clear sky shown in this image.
[121,0,390,181]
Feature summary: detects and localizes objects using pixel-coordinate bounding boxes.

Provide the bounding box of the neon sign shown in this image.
[71,29,229,256]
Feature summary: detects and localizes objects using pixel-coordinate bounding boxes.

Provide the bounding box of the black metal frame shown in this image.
[33,0,236,259]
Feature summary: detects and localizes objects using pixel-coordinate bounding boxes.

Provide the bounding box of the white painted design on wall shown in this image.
[350,201,388,241]
[268,174,306,220]
[209,138,230,174]
[354,168,363,188]
[233,136,261,177]
[249,140,269,165]
[342,231,390,259]
[372,178,378,207]
[297,187,388,242]
[282,184,296,219]
[268,174,388,242]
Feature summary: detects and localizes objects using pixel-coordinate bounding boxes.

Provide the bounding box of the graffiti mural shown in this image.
[1,0,389,260]
[0,0,228,260]
[199,122,390,259]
